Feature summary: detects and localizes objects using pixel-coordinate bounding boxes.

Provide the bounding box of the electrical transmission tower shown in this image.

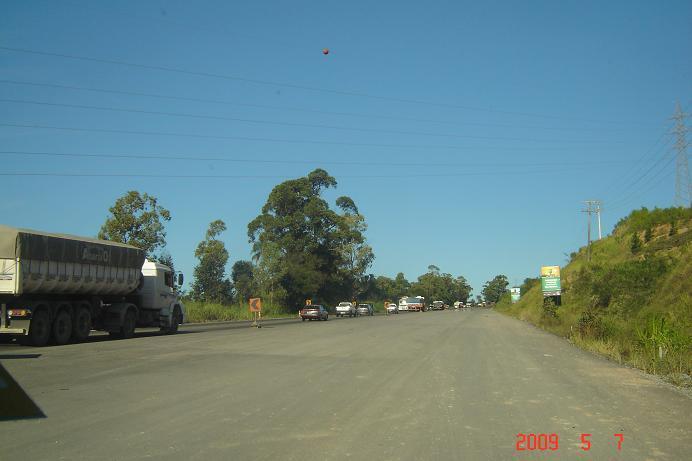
[672,102,690,207]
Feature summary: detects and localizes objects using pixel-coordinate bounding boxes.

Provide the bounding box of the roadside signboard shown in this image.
[305,299,312,306]
[540,266,561,297]
[249,298,262,312]
[510,287,521,303]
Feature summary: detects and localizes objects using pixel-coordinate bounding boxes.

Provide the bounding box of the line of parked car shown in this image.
[299,302,375,321]
[300,297,479,322]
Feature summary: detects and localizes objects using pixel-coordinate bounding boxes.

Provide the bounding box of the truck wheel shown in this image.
[71,307,91,342]
[161,307,181,335]
[52,310,72,345]
[121,310,136,339]
[112,310,137,339]
[25,309,51,347]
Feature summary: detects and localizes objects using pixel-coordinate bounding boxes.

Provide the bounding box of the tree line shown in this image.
[97,169,509,310]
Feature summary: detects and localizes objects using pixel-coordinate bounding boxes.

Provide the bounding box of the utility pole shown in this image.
[582,200,601,260]
[595,200,602,240]
[671,102,690,207]
[582,201,593,261]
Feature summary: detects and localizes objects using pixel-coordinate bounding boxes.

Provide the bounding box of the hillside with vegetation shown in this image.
[497,207,692,385]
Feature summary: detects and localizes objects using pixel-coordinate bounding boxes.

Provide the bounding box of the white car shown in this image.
[335,302,356,317]
[386,303,399,314]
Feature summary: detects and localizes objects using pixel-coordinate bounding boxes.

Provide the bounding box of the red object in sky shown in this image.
[322,48,329,55]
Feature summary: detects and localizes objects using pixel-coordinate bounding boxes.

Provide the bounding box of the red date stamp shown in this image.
[515,433,624,451]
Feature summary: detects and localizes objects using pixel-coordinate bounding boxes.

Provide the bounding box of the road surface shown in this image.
[1,309,690,460]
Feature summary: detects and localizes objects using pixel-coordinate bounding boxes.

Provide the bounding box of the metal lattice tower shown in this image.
[672,102,690,207]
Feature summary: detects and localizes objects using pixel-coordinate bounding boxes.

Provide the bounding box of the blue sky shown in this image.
[1,0,690,295]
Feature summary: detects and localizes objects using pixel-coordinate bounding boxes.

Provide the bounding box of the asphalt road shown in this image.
[1,309,690,460]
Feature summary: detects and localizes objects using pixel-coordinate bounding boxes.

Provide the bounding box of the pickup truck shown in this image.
[335,302,356,317]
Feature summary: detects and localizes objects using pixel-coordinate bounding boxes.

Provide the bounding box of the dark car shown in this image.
[300,305,329,321]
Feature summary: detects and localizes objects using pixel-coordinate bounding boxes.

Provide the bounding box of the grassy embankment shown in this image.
[496,207,692,386]
[183,301,294,323]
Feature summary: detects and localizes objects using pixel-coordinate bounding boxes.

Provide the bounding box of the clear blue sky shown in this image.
[1,0,690,295]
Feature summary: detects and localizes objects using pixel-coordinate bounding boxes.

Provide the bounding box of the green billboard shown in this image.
[510,287,521,303]
[540,265,561,296]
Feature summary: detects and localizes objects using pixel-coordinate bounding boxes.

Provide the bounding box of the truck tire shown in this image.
[121,310,136,339]
[161,307,181,335]
[71,307,91,342]
[25,309,51,347]
[52,310,72,345]
[111,309,136,339]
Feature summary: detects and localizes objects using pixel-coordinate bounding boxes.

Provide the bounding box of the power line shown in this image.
[0,150,626,168]
[0,45,656,125]
[597,125,673,197]
[0,122,586,151]
[0,97,621,144]
[0,79,641,133]
[606,160,676,214]
[603,135,675,202]
[606,150,677,209]
[0,167,615,180]
[599,103,691,199]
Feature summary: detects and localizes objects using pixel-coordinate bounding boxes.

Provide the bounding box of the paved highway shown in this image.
[1,309,690,460]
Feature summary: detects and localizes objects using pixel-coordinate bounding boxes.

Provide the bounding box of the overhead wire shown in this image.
[0,122,585,151]
[0,150,627,168]
[0,97,622,144]
[605,154,677,213]
[0,45,657,125]
[0,79,639,133]
[0,165,608,180]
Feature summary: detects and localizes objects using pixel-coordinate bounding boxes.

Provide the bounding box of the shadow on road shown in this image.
[0,354,41,359]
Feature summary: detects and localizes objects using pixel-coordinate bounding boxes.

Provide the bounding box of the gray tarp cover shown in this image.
[0,224,145,269]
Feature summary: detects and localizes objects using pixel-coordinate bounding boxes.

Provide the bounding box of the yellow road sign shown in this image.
[249,298,262,312]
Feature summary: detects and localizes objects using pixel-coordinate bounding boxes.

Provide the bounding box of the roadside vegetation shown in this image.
[496,207,692,386]
[98,171,475,323]
[183,300,294,323]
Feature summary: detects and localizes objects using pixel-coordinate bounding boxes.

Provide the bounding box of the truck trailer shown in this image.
[0,225,185,346]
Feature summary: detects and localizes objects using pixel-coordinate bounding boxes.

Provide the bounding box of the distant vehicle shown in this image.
[453,301,463,309]
[386,303,399,314]
[335,302,356,317]
[398,296,426,312]
[0,225,185,346]
[431,300,445,310]
[357,303,374,316]
[300,305,329,321]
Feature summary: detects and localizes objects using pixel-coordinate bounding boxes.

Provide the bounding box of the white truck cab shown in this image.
[138,259,186,329]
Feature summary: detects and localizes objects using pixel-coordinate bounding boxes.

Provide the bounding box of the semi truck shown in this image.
[0,225,185,346]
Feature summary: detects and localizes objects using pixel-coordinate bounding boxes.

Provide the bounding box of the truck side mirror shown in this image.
[177,273,184,286]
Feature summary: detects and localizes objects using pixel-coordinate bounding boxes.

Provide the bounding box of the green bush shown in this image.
[615,206,692,234]
[635,316,691,374]
[542,298,559,320]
